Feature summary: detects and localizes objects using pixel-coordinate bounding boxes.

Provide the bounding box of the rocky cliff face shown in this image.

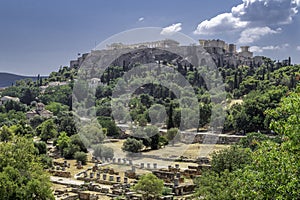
[83,46,216,73]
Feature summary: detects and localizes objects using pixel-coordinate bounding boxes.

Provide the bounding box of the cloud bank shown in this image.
[250,43,290,53]
[194,0,299,44]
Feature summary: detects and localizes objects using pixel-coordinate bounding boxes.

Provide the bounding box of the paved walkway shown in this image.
[51,176,112,189]
[50,176,84,186]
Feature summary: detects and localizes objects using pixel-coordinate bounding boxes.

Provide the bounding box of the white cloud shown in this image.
[297,46,300,50]
[250,43,290,53]
[238,27,280,44]
[262,45,281,50]
[231,0,299,25]
[138,17,144,22]
[250,46,263,53]
[194,0,299,44]
[293,0,300,6]
[193,13,248,35]
[161,23,182,35]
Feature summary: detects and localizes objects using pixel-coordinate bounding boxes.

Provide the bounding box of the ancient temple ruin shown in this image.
[106,39,179,50]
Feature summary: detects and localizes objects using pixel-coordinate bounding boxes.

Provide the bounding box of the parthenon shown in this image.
[106,39,179,50]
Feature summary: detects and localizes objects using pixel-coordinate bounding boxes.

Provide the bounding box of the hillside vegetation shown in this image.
[1,53,300,199]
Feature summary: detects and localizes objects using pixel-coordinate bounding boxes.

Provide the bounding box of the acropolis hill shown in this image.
[70,39,292,70]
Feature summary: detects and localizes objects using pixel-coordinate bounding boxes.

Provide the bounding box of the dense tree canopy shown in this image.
[195,88,300,199]
[0,136,54,200]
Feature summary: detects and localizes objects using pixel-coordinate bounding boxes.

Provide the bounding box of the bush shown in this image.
[122,138,144,153]
[101,146,114,158]
[40,154,53,169]
[63,143,80,159]
[162,187,172,195]
[30,116,46,129]
[133,173,164,199]
[98,117,120,137]
[74,151,87,165]
[159,136,169,147]
[70,134,88,153]
[166,128,180,145]
[92,144,114,159]
[239,132,269,151]
[211,145,252,174]
[34,141,47,155]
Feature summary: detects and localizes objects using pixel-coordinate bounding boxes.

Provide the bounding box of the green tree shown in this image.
[57,112,77,136]
[98,117,120,137]
[0,125,13,142]
[167,103,174,129]
[63,143,80,159]
[80,122,105,147]
[210,145,252,174]
[133,173,164,200]
[144,125,160,150]
[92,144,114,159]
[101,146,114,159]
[45,102,68,116]
[74,152,87,165]
[56,132,71,154]
[4,100,26,112]
[122,138,143,153]
[41,85,72,107]
[137,115,147,126]
[148,104,166,124]
[194,169,237,200]
[34,141,47,155]
[29,115,45,129]
[9,120,33,136]
[20,87,39,105]
[239,132,269,151]
[38,119,58,142]
[70,134,87,153]
[195,88,300,199]
[0,136,54,200]
[39,154,53,169]
[234,141,300,199]
[166,128,180,146]
[131,127,151,148]
[194,146,251,199]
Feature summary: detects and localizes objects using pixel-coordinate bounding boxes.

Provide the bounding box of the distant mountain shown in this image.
[0,73,46,88]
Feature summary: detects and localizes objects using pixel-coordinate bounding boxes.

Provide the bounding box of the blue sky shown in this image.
[0,0,299,75]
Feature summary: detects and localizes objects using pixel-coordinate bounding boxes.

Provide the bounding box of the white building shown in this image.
[0,96,20,105]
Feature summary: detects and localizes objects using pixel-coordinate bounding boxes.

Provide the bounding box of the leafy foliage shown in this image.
[0,136,54,200]
[195,88,300,199]
[122,138,144,153]
[92,144,114,159]
[38,119,58,141]
[210,145,252,174]
[74,152,87,165]
[239,132,269,150]
[133,173,164,200]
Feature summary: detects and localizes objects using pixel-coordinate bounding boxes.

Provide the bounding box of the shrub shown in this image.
[74,151,87,165]
[93,144,114,159]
